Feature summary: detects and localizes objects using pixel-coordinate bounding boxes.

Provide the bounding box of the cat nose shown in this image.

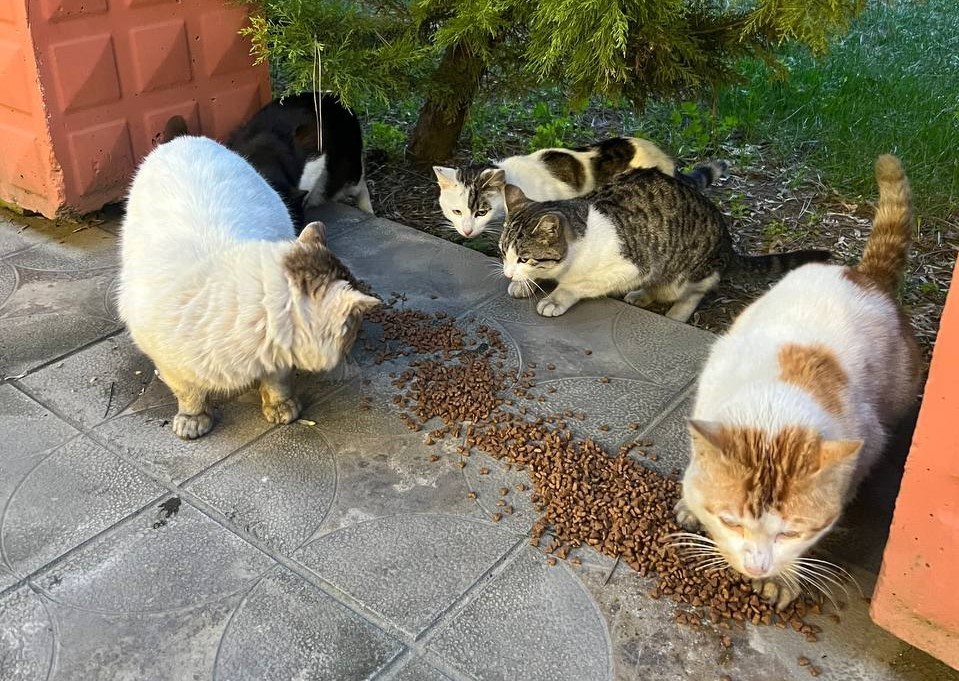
[744,564,766,577]
[462,226,474,236]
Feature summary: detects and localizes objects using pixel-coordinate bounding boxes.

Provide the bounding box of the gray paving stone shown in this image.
[1,435,164,581]
[0,585,54,681]
[389,657,453,681]
[0,226,119,377]
[18,333,154,428]
[32,499,275,614]
[315,431,475,535]
[92,399,274,484]
[43,593,240,681]
[327,217,501,318]
[631,389,695,477]
[427,549,612,681]
[215,567,402,681]
[296,514,519,638]
[0,386,80,591]
[186,422,337,555]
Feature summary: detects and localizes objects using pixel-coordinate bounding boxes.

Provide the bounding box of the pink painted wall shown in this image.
[0,0,271,217]
[872,255,959,670]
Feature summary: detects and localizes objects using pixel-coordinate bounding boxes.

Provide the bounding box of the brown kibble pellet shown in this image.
[428,454,441,462]
[491,513,502,522]
[809,666,822,677]
[499,487,509,496]
[515,483,528,492]
[479,467,490,475]
[457,461,466,469]
[599,376,610,383]
[496,500,506,507]
[649,453,659,461]
[805,634,818,643]
[584,348,592,355]
[546,363,556,370]
[798,657,810,667]
[571,556,581,566]
[720,676,732,681]
[503,505,514,515]
[720,635,732,649]
[467,491,477,500]
[546,556,557,566]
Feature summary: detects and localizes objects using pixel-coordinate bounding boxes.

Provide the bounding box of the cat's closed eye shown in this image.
[777,530,801,540]
[452,209,462,215]
[719,516,741,529]
[517,256,534,264]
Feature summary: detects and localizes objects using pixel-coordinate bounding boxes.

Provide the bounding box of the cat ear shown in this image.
[534,214,563,236]
[298,221,327,245]
[687,419,725,456]
[818,439,863,468]
[479,168,506,189]
[504,184,530,214]
[433,166,459,189]
[346,289,381,313]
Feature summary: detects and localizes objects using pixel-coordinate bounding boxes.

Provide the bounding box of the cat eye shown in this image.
[777,530,801,539]
[452,209,462,215]
[475,209,489,217]
[719,517,741,529]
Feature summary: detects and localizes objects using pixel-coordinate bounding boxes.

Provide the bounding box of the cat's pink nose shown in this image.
[462,227,474,236]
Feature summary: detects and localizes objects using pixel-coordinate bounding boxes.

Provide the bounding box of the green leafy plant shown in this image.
[366,121,407,158]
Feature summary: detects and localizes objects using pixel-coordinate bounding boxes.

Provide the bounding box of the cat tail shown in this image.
[677,160,729,190]
[730,248,832,277]
[856,154,913,295]
[161,115,189,143]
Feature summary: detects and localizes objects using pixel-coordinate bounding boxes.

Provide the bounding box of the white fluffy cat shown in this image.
[118,135,378,440]
[433,136,726,238]
[676,155,919,608]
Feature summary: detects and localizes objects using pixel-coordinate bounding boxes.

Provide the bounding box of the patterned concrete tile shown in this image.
[186,423,337,555]
[427,549,612,681]
[0,225,119,376]
[42,593,240,681]
[388,657,454,681]
[32,498,274,615]
[92,398,274,484]
[1,435,164,582]
[18,332,153,428]
[296,514,519,639]
[215,567,402,681]
[327,217,501,318]
[0,585,54,681]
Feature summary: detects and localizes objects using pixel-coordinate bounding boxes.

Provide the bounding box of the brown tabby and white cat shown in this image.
[499,167,830,320]
[435,136,728,238]
[675,155,919,608]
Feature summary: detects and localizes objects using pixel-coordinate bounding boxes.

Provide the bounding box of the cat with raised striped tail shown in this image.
[499,166,830,320]
[674,155,920,609]
[434,136,728,238]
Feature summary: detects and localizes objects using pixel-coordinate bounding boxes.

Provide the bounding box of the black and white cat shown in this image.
[434,136,727,238]
[499,168,830,320]
[226,92,373,227]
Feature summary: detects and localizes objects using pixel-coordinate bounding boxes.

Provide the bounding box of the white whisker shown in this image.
[667,532,718,545]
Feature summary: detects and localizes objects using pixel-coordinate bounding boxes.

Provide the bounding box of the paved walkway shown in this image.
[0,205,955,681]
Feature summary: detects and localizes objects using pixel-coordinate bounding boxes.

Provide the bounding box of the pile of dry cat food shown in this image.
[361,295,838,645]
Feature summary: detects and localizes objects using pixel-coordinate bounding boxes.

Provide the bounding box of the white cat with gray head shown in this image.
[118,135,378,440]
[434,136,728,238]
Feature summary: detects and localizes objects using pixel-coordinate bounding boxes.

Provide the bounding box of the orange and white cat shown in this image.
[675,155,919,608]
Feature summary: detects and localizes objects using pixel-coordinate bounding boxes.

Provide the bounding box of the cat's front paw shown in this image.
[173,412,214,440]
[262,396,302,425]
[624,289,655,308]
[752,577,801,611]
[508,280,534,298]
[536,297,570,317]
[674,498,702,531]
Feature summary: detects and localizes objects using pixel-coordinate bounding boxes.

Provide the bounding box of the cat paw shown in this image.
[262,396,301,425]
[173,412,213,440]
[508,280,534,298]
[674,499,702,531]
[537,298,570,317]
[752,577,801,611]
[624,289,655,308]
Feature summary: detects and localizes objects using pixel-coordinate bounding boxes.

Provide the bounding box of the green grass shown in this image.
[715,0,959,216]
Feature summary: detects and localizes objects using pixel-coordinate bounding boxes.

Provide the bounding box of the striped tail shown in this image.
[731,248,832,277]
[856,155,913,295]
[678,160,729,190]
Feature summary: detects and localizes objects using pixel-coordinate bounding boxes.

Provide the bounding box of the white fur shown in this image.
[300,155,374,214]
[681,262,917,586]
[503,208,642,316]
[118,136,375,438]
[437,137,676,238]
